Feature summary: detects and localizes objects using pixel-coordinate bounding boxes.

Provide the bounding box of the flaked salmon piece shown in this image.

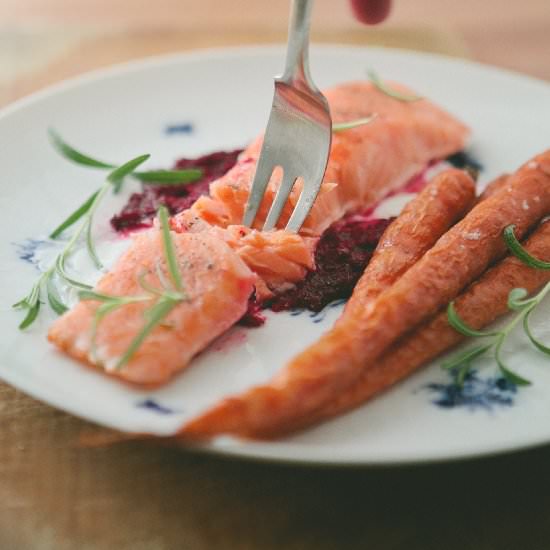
[211,225,317,292]
[48,229,255,386]
[171,213,317,298]
[175,80,469,236]
[186,162,343,237]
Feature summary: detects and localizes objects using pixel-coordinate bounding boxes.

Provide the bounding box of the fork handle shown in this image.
[279,0,318,92]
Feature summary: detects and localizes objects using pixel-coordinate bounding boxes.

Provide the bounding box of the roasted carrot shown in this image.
[182,152,550,439]
[342,168,475,319]
[309,219,550,427]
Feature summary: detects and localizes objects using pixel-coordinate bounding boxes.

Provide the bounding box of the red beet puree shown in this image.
[269,215,393,314]
[110,150,242,232]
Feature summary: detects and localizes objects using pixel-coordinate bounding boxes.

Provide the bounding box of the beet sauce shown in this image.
[239,293,267,327]
[268,216,393,314]
[110,150,242,231]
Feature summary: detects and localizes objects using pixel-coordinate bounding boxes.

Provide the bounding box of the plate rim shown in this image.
[2,42,550,122]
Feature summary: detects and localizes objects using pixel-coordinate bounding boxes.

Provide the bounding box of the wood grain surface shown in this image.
[1,2,550,548]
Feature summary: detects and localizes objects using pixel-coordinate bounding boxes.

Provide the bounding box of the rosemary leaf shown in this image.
[523,308,550,355]
[332,115,377,133]
[46,273,68,315]
[114,297,178,369]
[495,339,531,386]
[85,218,103,270]
[367,70,422,103]
[12,297,29,310]
[85,154,149,267]
[504,225,550,270]
[155,260,172,291]
[498,364,532,386]
[79,289,150,305]
[455,363,472,388]
[83,182,112,270]
[158,206,183,292]
[18,300,41,330]
[441,343,493,371]
[447,302,499,338]
[78,289,116,302]
[107,154,150,190]
[13,280,41,310]
[137,272,166,297]
[14,272,48,328]
[49,129,114,169]
[50,190,100,239]
[135,169,202,184]
[56,255,92,291]
[507,287,535,310]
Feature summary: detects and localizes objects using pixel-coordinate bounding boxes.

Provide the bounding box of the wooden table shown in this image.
[1,2,550,548]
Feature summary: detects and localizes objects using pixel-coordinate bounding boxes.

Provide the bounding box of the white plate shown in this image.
[2,45,550,466]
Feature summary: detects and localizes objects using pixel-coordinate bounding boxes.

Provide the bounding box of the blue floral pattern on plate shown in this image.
[289,299,347,324]
[14,238,53,268]
[135,399,179,415]
[164,122,194,135]
[425,369,518,411]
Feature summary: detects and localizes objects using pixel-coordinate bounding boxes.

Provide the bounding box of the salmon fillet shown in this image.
[49,79,470,385]
[48,229,255,385]
[175,80,469,237]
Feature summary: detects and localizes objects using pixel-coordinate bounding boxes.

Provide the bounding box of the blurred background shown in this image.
[1,0,549,107]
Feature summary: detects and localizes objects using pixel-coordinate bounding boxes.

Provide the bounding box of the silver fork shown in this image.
[242,0,332,233]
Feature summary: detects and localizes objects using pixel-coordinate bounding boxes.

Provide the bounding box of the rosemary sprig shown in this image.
[49,129,202,186]
[13,273,45,329]
[445,299,532,386]
[17,146,185,329]
[332,114,378,133]
[46,272,69,315]
[442,224,550,386]
[49,129,113,169]
[14,154,150,328]
[13,266,70,328]
[80,206,188,370]
[367,70,423,103]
